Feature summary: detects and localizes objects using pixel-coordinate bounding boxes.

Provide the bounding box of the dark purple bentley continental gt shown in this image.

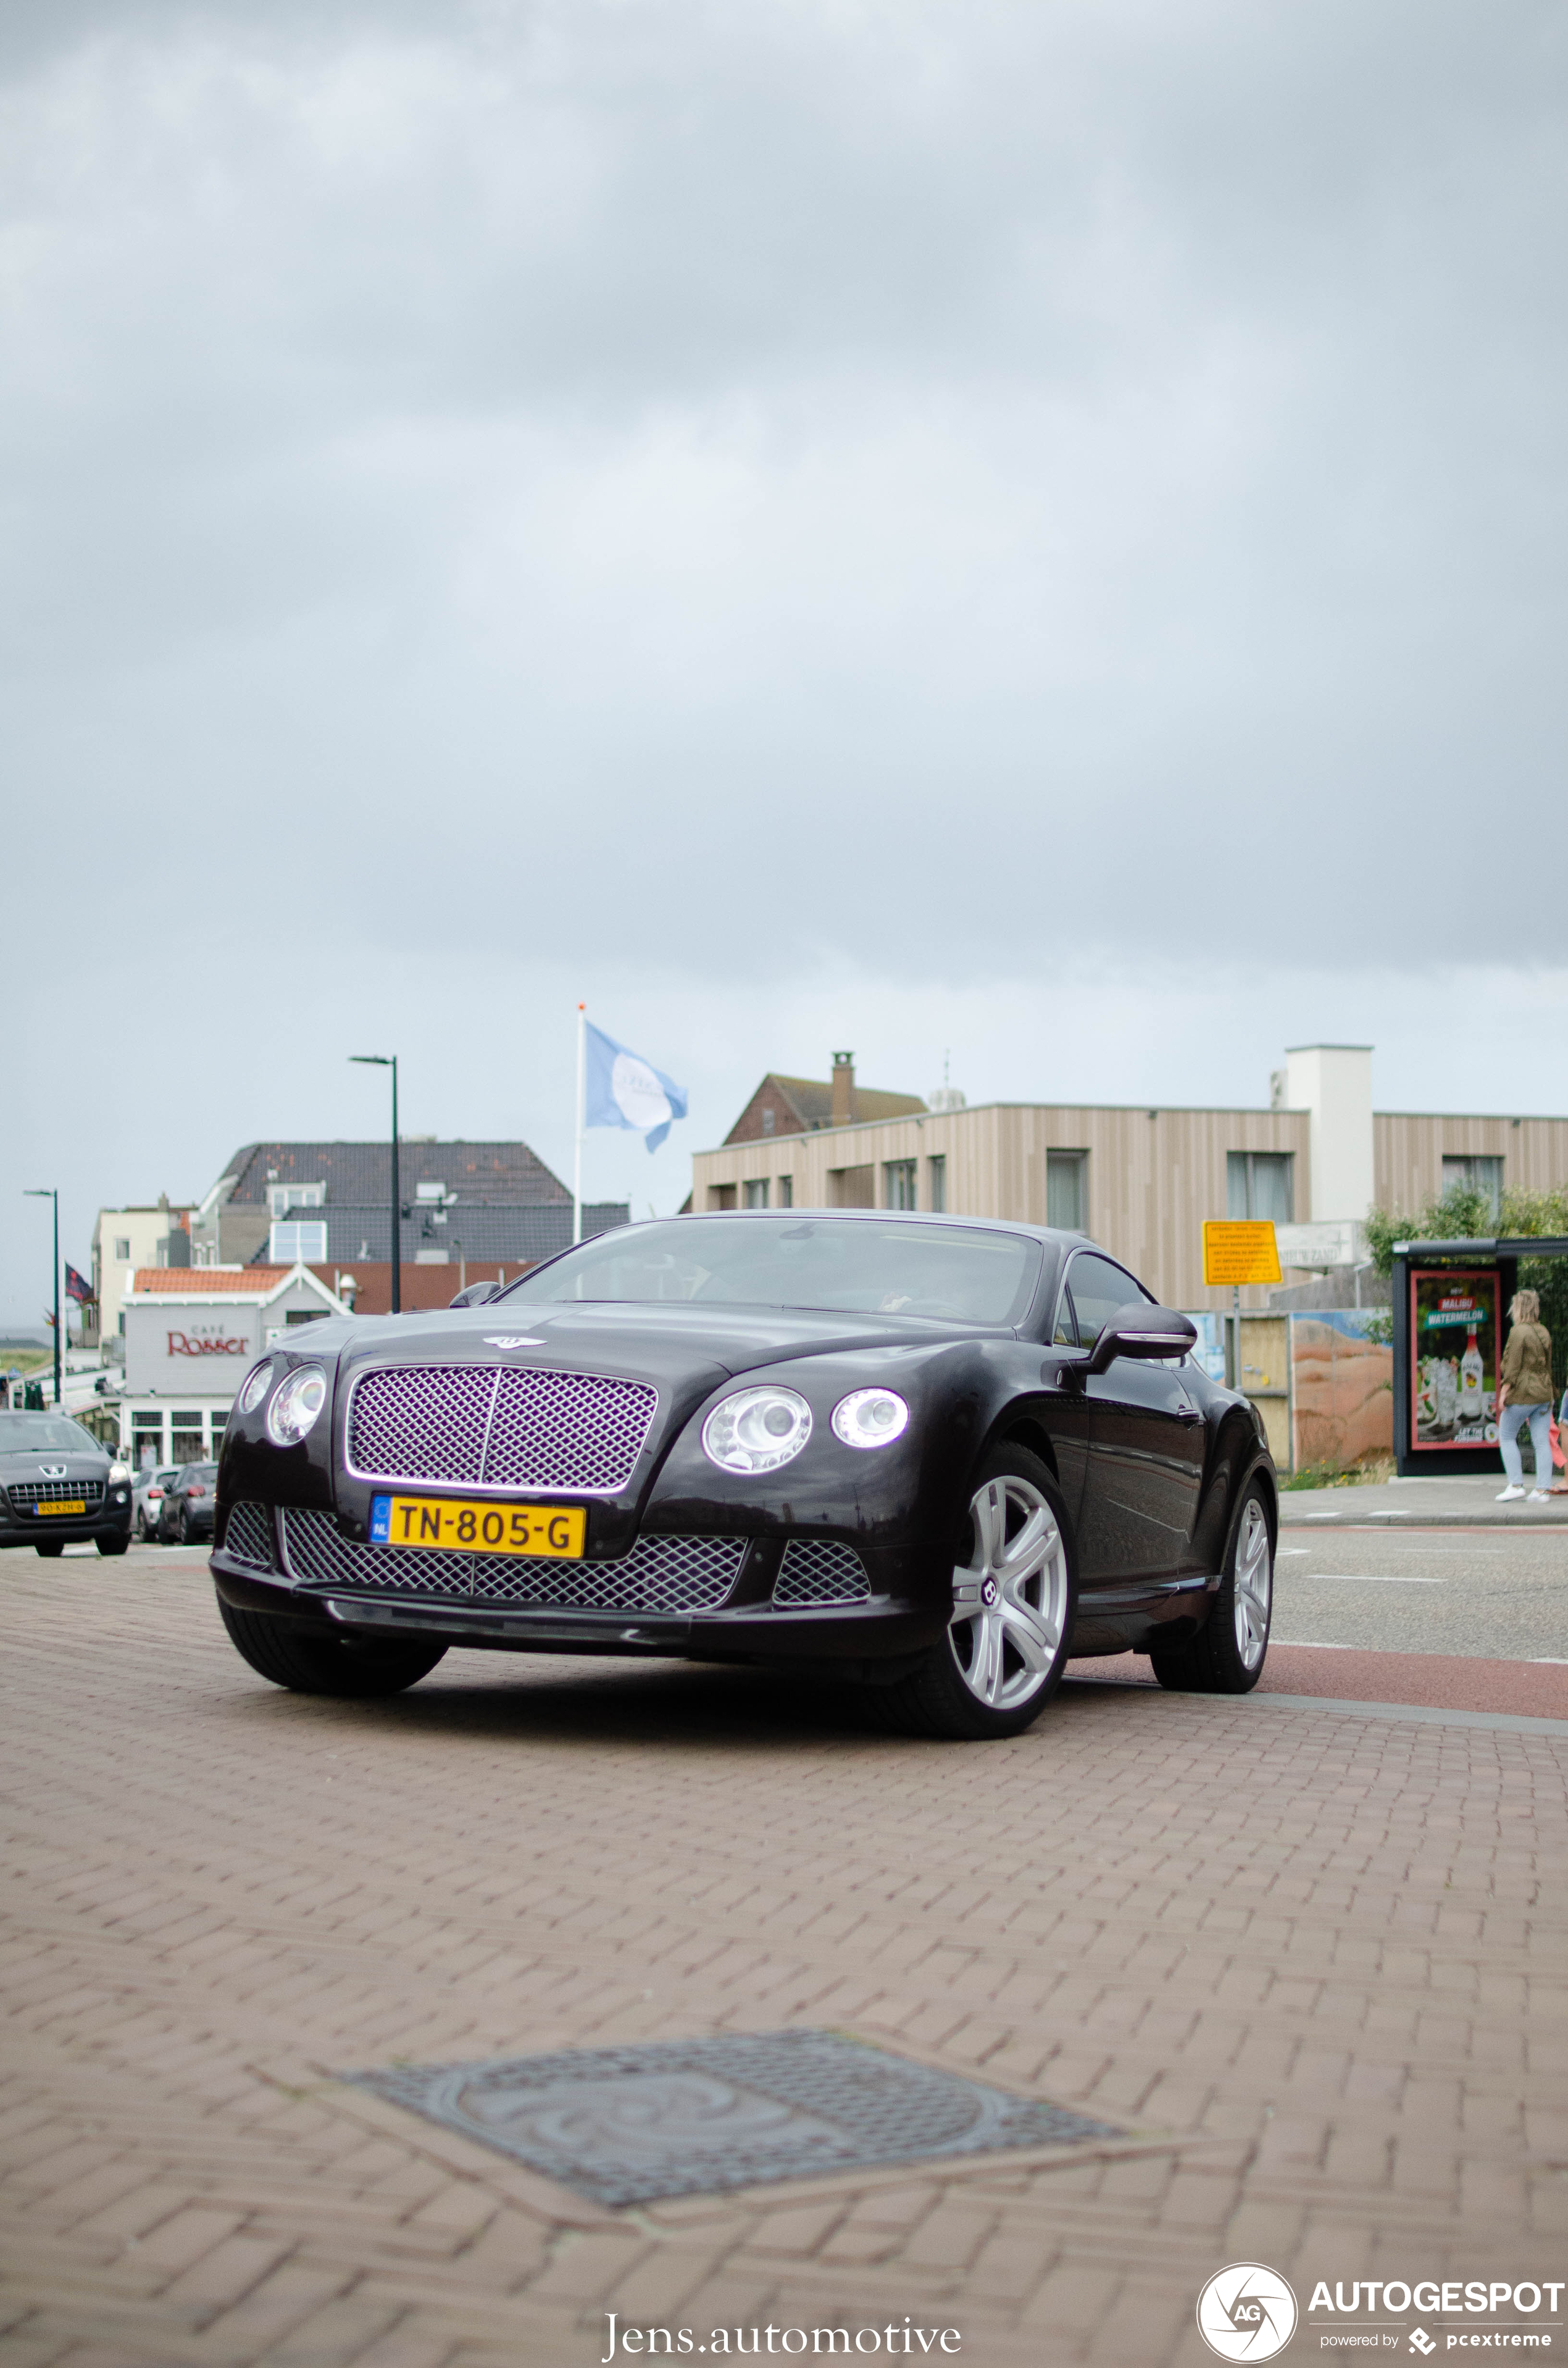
[209,1212,1275,1739]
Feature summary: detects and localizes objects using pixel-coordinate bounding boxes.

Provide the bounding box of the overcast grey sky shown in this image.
[5,0,1566,1323]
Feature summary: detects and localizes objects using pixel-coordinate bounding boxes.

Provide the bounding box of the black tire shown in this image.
[217,1592,448,1697]
[178,1507,191,1546]
[871,1444,1077,1739]
[136,1512,151,1541]
[1151,1477,1272,1694]
[35,1541,64,1558]
[97,1535,130,1557]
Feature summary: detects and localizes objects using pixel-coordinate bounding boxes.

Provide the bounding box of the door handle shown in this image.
[1174,1402,1204,1423]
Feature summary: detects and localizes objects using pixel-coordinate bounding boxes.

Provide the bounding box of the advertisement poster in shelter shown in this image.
[1409,1268,1501,1450]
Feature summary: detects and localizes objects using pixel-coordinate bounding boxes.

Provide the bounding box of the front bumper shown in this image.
[211,1502,951,1669]
[0,1499,133,1550]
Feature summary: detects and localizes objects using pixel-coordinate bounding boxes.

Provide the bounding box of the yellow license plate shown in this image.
[369,1494,586,1559]
[37,1500,87,1517]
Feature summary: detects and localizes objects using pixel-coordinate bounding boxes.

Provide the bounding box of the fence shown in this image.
[1185,1308,1393,1475]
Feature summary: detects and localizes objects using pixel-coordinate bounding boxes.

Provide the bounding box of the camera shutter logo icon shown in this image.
[1196,2265,1299,2361]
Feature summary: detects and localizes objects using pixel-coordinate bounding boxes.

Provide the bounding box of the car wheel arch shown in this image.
[986,1413,1059,1491]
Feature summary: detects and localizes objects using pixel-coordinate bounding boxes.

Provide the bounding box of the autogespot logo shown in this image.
[1198,2266,1300,2361]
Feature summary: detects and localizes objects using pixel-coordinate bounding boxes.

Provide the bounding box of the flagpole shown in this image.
[573,1002,585,1244]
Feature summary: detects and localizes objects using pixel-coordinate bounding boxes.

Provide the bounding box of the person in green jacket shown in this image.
[1496,1289,1555,1502]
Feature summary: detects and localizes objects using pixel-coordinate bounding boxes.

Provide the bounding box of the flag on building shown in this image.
[583,1022,688,1153]
[65,1264,93,1305]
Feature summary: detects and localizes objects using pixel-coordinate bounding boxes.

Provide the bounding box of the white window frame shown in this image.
[269,1220,328,1263]
[267,1183,325,1219]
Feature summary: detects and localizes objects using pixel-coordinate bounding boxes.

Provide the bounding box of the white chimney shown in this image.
[1283,1045,1375,1222]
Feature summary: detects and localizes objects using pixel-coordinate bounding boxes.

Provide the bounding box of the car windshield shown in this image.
[502,1218,1042,1325]
[0,1413,102,1455]
[182,1464,219,1484]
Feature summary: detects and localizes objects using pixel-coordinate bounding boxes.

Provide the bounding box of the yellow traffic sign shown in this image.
[1203,1220,1282,1288]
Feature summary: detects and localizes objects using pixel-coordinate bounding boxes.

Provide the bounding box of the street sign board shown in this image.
[1203,1220,1282,1287]
[1275,1220,1364,1271]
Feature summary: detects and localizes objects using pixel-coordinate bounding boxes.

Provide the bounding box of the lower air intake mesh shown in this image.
[281,1508,472,1598]
[280,1508,744,1616]
[223,1501,277,1572]
[772,1538,871,1607]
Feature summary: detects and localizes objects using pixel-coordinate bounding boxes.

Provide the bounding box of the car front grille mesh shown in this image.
[345,1365,658,1495]
[280,1508,744,1616]
[772,1538,871,1607]
[470,1534,744,1615]
[222,1500,277,1572]
[8,1479,104,1509]
[283,1508,473,1599]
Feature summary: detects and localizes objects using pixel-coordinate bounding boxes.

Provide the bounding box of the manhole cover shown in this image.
[347,2028,1124,2206]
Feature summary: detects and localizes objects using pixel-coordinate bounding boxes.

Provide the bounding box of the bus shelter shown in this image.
[1391,1234,1568,1478]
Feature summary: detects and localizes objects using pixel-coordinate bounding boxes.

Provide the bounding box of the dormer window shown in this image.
[268,1183,325,1218]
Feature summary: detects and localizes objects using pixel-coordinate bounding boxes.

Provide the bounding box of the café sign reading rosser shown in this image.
[166,1327,251,1358]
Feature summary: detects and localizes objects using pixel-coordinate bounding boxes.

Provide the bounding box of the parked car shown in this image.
[209,1213,1277,1736]
[158,1462,219,1544]
[133,1465,180,1542]
[0,1410,133,1557]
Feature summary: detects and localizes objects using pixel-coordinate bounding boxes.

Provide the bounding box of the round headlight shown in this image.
[702,1385,812,1475]
[265,1365,328,1447]
[831,1387,909,1450]
[238,1359,273,1415]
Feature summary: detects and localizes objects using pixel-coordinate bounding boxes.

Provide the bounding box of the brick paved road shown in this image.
[2,1554,1566,2367]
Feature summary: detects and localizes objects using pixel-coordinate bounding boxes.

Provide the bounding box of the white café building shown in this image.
[119,1264,349,1469]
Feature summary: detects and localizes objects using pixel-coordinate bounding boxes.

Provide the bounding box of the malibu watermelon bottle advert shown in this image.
[1410,1268,1501,1449]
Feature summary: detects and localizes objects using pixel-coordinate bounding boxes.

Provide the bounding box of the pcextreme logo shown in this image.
[1198,2266,1300,2361]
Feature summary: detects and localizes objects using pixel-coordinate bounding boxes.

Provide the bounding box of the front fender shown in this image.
[640,1341,996,1546]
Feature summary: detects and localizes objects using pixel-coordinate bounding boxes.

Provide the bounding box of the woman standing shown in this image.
[1496,1287,1555,1503]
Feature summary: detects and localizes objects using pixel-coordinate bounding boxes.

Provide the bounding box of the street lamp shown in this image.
[349,1055,400,1314]
[24,1189,60,1407]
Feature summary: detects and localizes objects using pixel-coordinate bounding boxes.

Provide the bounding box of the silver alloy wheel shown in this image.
[948,1474,1069,1710]
[1233,1497,1272,1670]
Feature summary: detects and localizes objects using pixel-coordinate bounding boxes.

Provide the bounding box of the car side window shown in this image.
[1052,1288,1078,1347]
[1065,1253,1150,1348]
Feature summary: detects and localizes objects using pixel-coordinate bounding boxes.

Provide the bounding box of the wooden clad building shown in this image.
[690,1047,1568,1313]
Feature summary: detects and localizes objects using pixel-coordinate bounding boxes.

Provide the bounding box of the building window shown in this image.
[743,1178,770,1208]
[210,1408,230,1449]
[267,1183,324,1218]
[1227,1152,1295,1223]
[883,1160,917,1210]
[269,1220,328,1263]
[707,1184,737,1211]
[762,1108,776,1136]
[131,1410,164,1468]
[171,1412,205,1464]
[114,1236,130,1261]
[777,1175,793,1208]
[1046,1150,1087,1231]
[1442,1155,1503,1221]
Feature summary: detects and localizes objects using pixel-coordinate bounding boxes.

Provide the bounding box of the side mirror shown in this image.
[1086,1302,1197,1378]
[449,1279,502,1309]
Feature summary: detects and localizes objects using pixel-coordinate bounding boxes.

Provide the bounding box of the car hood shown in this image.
[0,1449,109,1476]
[319,1300,1014,1389]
